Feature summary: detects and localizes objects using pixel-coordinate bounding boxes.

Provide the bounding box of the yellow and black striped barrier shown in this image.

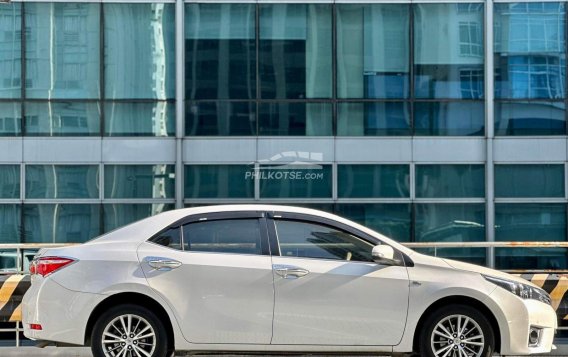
[0,273,567,325]
[0,274,29,323]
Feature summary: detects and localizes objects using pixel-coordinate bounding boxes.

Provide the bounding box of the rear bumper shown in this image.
[22,277,104,345]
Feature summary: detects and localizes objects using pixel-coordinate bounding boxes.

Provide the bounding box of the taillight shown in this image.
[30,257,75,277]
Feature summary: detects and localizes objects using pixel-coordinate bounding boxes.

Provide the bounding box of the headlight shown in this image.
[483,275,551,305]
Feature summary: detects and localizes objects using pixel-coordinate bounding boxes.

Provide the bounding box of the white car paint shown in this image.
[22,204,557,356]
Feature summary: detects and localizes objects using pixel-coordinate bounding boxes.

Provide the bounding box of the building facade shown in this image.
[0,0,566,271]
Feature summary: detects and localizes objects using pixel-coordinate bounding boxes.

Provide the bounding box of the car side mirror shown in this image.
[372,245,398,266]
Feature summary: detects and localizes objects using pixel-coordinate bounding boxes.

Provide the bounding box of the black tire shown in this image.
[419,304,494,357]
[91,304,169,357]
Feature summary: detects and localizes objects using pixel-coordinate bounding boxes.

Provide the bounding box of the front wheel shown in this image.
[91,304,168,357]
[419,304,494,357]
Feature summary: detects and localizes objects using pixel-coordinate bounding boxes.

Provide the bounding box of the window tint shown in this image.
[274,220,373,262]
[183,219,262,255]
[149,227,182,251]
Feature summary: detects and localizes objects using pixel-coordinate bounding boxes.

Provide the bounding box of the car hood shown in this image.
[442,258,538,287]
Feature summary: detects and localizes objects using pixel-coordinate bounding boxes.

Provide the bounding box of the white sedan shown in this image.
[22,205,556,357]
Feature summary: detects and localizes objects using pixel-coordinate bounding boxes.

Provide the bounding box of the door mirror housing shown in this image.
[372,245,398,266]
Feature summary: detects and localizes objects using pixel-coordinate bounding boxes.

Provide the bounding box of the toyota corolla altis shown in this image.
[22,205,557,357]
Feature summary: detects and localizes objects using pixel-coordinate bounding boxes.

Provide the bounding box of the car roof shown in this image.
[90,204,413,255]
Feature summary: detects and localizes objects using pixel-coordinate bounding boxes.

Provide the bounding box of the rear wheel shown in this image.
[91,304,168,357]
[419,304,494,357]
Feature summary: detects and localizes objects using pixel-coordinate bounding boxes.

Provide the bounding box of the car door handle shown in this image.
[273,264,309,279]
[145,257,182,271]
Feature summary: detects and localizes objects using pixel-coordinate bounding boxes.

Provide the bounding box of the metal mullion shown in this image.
[103,199,176,204]
[21,2,26,137]
[335,198,412,204]
[99,3,105,137]
[255,3,260,137]
[494,197,567,204]
[331,3,337,136]
[409,3,415,136]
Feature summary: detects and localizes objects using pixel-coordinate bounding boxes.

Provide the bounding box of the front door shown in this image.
[138,212,274,344]
[269,214,410,346]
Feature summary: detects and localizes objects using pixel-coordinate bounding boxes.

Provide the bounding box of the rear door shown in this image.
[138,211,274,344]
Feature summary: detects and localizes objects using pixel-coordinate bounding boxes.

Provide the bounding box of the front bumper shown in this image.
[488,286,557,355]
[22,276,104,345]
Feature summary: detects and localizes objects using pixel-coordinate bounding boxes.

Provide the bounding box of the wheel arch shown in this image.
[412,295,501,354]
[84,291,175,352]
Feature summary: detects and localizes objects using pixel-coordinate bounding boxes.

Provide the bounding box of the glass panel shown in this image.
[259,4,332,99]
[495,164,565,198]
[414,101,485,136]
[414,4,484,99]
[258,103,332,136]
[103,203,174,232]
[335,204,411,242]
[104,102,174,137]
[495,101,566,135]
[274,219,374,261]
[0,102,21,136]
[24,204,100,243]
[337,102,410,136]
[416,165,485,198]
[0,165,19,199]
[185,165,254,199]
[0,205,21,244]
[26,165,99,199]
[338,165,409,198]
[104,165,175,199]
[415,203,486,265]
[185,4,255,100]
[336,4,409,99]
[25,4,100,99]
[495,203,567,269]
[148,227,181,250]
[25,102,100,136]
[0,4,21,99]
[104,4,175,99]
[183,219,262,255]
[186,101,256,136]
[494,3,566,99]
[259,165,332,198]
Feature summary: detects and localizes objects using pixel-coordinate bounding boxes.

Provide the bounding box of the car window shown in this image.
[274,220,374,262]
[148,227,182,250]
[183,219,262,255]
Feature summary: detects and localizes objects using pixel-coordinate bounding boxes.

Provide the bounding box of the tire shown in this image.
[419,304,494,357]
[91,304,169,357]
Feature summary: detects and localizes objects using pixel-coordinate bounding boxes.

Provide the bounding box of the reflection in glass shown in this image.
[25,4,100,99]
[259,4,332,99]
[26,165,99,199]
[494,3,566,99]
[24,204,100,243]
[415,203,486,265]
[0,205,21,243]
[495,101,565,135]
[0,165,20,199]
[337,102,410,136]
[185,4,255,100]
[186,102,256,136]
[104,102,174,136]
[338,165,409,198]
[414,4,484,99]
[0,4,21,99]
[495,203,566,269]
[105,165,175,199]
[0,102,21,136]
[105,4,175,99]
[335,204,411,242]
[416,165,485,198]
[337,4,409,99]
[259,165,332,198]
[25,102,100,136]
[103,203,174,232]
[495,164,564,198]
[185,165,254,199]
[258,103,332,136]
[414,101,485,136]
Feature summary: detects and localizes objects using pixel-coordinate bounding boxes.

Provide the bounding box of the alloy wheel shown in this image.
[430,314,485,357]
[101,313,157,357]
